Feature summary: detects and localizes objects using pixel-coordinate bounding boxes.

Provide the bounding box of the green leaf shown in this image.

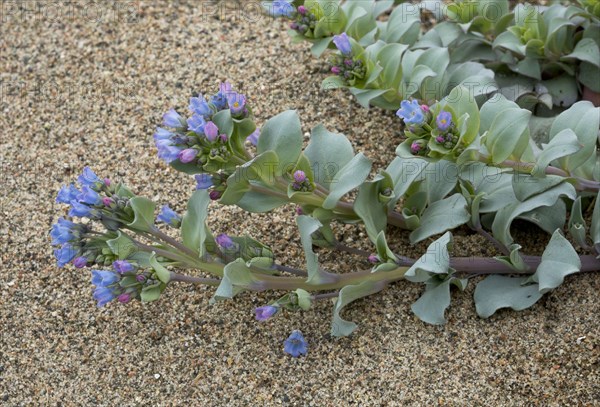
[322,153,372,210]
[409,194,470,244]
[405,232,453,283]
[530,230,581,293]
[295,288,312,311]
[442,85,481,146]
[494,244,529,272]
[492,182,576,245]
[474,275,543,318]
[385,157,427,207]
[348,88,389,108]
[220,151,280,205]
[311,37,333,57]
[257,110,302,174]
[305,124,355,189]
[562,38,600,67]
[542,76,579,108]
[212,109,234,137]
[411,279,452,325]
[511,174,566,202]
[180,189,211,256]
[531,129,580,177]
[375,231,398,264]
[331,281,384,337]
[484,107,532,164]
[106,231,137,259]
[591,192,600,246]
[212,259,259,302]
[140,285,162,303]
[549,102,600,177]
[149,252,171,284]
[377,43,409,90]
[321,75,346,90]
[236,192,288,213]
[354,176,389,242]
[383,3,420,45]
[296,216,336,284]
[568,197,588,248]
[127,197,156,232]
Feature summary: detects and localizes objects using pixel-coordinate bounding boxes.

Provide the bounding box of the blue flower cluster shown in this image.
[329,33,365,86]
[154,82,250,166]
[91,261,157,307]
[396,99,461,158]
[53,167,113,267]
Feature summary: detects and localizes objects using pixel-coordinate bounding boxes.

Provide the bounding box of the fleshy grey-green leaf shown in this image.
[530,230,581,293]
[474,275,543,318]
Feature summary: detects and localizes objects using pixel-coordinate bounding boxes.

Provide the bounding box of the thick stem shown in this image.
[473,226,511,256]
[163,254,600,293]
[149,226,200,259]
[311,291,340,300]
[170,272,221,286]
[479,154,600,192]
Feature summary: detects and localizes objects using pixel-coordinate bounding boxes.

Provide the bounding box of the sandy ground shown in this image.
[1,1,599,405]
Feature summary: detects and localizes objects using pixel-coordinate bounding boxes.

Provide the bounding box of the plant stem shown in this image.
[149,226,200,259]
[479,154,600,192]
[273,264,308,277]
[169,272,221,286]
[311,291,340,300]
[473,226,511,256]
[162,255,600,292]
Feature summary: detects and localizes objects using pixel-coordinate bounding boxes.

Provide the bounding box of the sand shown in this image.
[1,1,598,405]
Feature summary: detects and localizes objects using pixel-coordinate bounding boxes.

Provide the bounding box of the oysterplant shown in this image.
[52,1,600,354]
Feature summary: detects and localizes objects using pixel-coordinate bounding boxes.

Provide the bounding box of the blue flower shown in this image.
[91,270,120,287]
[156,142,182,164]
[204,121,219,142]
[216,233,234,249]
[77,186,101,205]
[246,128,260,146]
[187,114,206,134]
[255,305,278,321]
[333,33,352,55]
[56,184,80,204]
[78,167,100,187]
[93,286,116,307]
[189,94,213,118]
[436,110,453,131]
[113,260,134,274]
[163,109,184,128]
[153,127,173,142]
[284,330,308,357]
[178,148,198,163]
[270,0,295,17]
[226,92,246,115]
[157,205,181,227]
[195,173,213,190]
[210,82,232,110]
[396,100,425,125]
[54,244,77,268]
[68,200,93,218]
[73,256,88,268]
[50,218,77,245]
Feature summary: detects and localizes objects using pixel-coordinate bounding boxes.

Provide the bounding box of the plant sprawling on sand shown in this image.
[52,1,600,355]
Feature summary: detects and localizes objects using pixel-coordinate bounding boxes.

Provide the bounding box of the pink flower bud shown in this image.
[368,254,379,263]
[118,293,131,304]
[331,66,341,74]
